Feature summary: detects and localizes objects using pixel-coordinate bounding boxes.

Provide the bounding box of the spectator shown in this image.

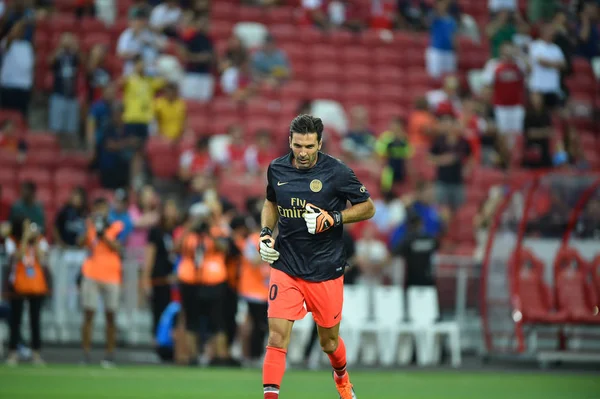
[551,9,574,100]
[220,58,256,102]
[429,115,472,212]
[9,181,45,232]
[86,44,112,104]
[389,181,445,248]
[117,7,166,76]
[341,105,376,160]
[251,34,291,88]
[79,197,125,367]
[220,35,248,72]
[53,187,88,247]
[482,41,527,138]
[178,12,215,102]
[478,118,509,169]
[48,32,82,147]
[407,97,436,148]
[86,84,116,156]
[150,0,182,37]
[179,137,216,184]
[0,119,27,162]
[223,124,248,166]
[372,190,407,234]
[327,0,366,32]
[368,0,397,30]
[528,0,559,23]
[299,0,329,29]
[576,1,599,60]
[427,74,461,115]
[142,197,180,339]
[528,24,566,110]
[0,21,34,119]
[375,117,413,193]
[457,97,483,164]
[0,1,35,42]
[561,119,590,170]
[397,0,431,31]
[109,188,135,244]
[485,10,530,59]
[244,129,279,175]
[97,103,140,189]
[4,216,49,366]
[153,82,186,142]
[354,222,390,284]
[393,209,439,289]
[426,0,458,79]
[522,93,553,170]
[121,56,164,143]
[153,301,186,364]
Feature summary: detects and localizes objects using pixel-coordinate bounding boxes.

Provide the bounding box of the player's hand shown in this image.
[303,204,342,235]
[259,228,279,264]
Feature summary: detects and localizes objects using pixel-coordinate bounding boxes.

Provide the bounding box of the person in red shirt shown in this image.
[482,41,527,139]
[178,137,215,184]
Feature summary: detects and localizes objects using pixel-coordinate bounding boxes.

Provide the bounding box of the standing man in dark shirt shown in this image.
[429,116,472,212]
[393,210,439,288]
[178,12,215,102]
[522,93,553,169]
[48,32,81,147]
[54,187,88,247]
[259,115,375,399]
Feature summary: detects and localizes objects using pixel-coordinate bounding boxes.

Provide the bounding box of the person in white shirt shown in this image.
[355,223,390,284]
[0,21,34,119]
[117,8,166,76]
[149,0,182,37]
[528,24,566,109]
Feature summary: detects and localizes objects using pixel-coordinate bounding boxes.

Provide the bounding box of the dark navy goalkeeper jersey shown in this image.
[266,152,370,282]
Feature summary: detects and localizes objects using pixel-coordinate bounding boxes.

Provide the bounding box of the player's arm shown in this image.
[259,165,280,264]
[340,198,376,224]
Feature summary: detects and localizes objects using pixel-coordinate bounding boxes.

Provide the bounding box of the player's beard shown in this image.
[295,152,317,169]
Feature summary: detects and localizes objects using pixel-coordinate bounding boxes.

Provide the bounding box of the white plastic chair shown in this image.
[310,100,348,135]
[339,285,372,366]
[234,22,269,50]
[467,69,485,96]
[407,286,461,367]
[373,286,416,366]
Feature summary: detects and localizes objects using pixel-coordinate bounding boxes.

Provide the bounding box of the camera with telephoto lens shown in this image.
[93,215,109,236]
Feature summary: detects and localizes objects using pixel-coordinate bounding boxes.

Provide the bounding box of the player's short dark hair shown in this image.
[289,114,324,142]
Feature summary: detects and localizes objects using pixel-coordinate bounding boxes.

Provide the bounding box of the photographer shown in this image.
[176,202,232,366]
[79,198,124,367]
[5,217,49,366]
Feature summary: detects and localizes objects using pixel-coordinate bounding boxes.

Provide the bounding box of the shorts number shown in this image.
[269,284,278,301]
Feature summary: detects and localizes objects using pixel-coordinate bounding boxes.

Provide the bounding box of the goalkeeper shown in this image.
[259,115,376,399]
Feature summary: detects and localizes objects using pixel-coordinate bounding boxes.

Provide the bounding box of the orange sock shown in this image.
[328,337,347,377]
[263,346,287,398]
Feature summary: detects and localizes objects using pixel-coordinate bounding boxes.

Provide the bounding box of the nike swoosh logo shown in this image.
[277,182,289,186]
[334,312,341,319]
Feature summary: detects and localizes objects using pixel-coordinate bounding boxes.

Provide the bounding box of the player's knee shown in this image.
[267,330,288,349]
[320,336,339,354]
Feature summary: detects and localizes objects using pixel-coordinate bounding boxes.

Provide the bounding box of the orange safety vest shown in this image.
[177,232,227,286]
[10,238,48,296]
[81,220,124,284]
[238,233,270,302]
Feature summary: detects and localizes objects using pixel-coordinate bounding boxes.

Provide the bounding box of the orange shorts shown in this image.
[267,268,344,328]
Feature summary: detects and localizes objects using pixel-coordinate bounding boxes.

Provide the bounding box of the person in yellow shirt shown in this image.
[121,56,164,141]
[154,82,187,141]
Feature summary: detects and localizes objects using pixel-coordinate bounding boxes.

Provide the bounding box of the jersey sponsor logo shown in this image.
[277,197,308,219]
[309,179,322,192]
[277,181,289,186]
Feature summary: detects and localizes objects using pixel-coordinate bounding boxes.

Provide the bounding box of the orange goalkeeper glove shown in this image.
[303,203,342,234]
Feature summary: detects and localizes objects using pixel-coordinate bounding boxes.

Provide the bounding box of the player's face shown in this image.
[289,132,321,169]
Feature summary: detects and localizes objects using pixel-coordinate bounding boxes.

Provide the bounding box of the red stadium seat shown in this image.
[22,150,59,170]
[23,133,59,151]
[266,8,294,25]
[554,247,600,324]
[212,2,239,21]
[341,47,371,65]
[54,168,89,188]
[310,44,339,63]
[511,248,568,324]
[18,168,52,188]
[0,167,16,191]
[0,110,26,128]
[269,24,297,43]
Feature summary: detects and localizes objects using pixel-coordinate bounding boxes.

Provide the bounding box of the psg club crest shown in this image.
[310,179,322,193]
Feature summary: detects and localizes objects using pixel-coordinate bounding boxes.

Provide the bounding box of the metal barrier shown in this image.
[2,247,482,358]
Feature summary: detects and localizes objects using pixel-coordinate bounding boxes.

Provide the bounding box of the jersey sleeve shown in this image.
[266,164,276,202]
[336,162,370,205]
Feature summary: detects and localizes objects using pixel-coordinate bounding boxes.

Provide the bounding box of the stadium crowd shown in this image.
[0,0,599,366]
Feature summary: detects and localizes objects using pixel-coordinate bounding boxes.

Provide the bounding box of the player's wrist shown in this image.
[260,227,273,238]
[331,211,342,227]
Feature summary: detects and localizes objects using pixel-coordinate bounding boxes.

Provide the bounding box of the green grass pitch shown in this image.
[0,365,598,398]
